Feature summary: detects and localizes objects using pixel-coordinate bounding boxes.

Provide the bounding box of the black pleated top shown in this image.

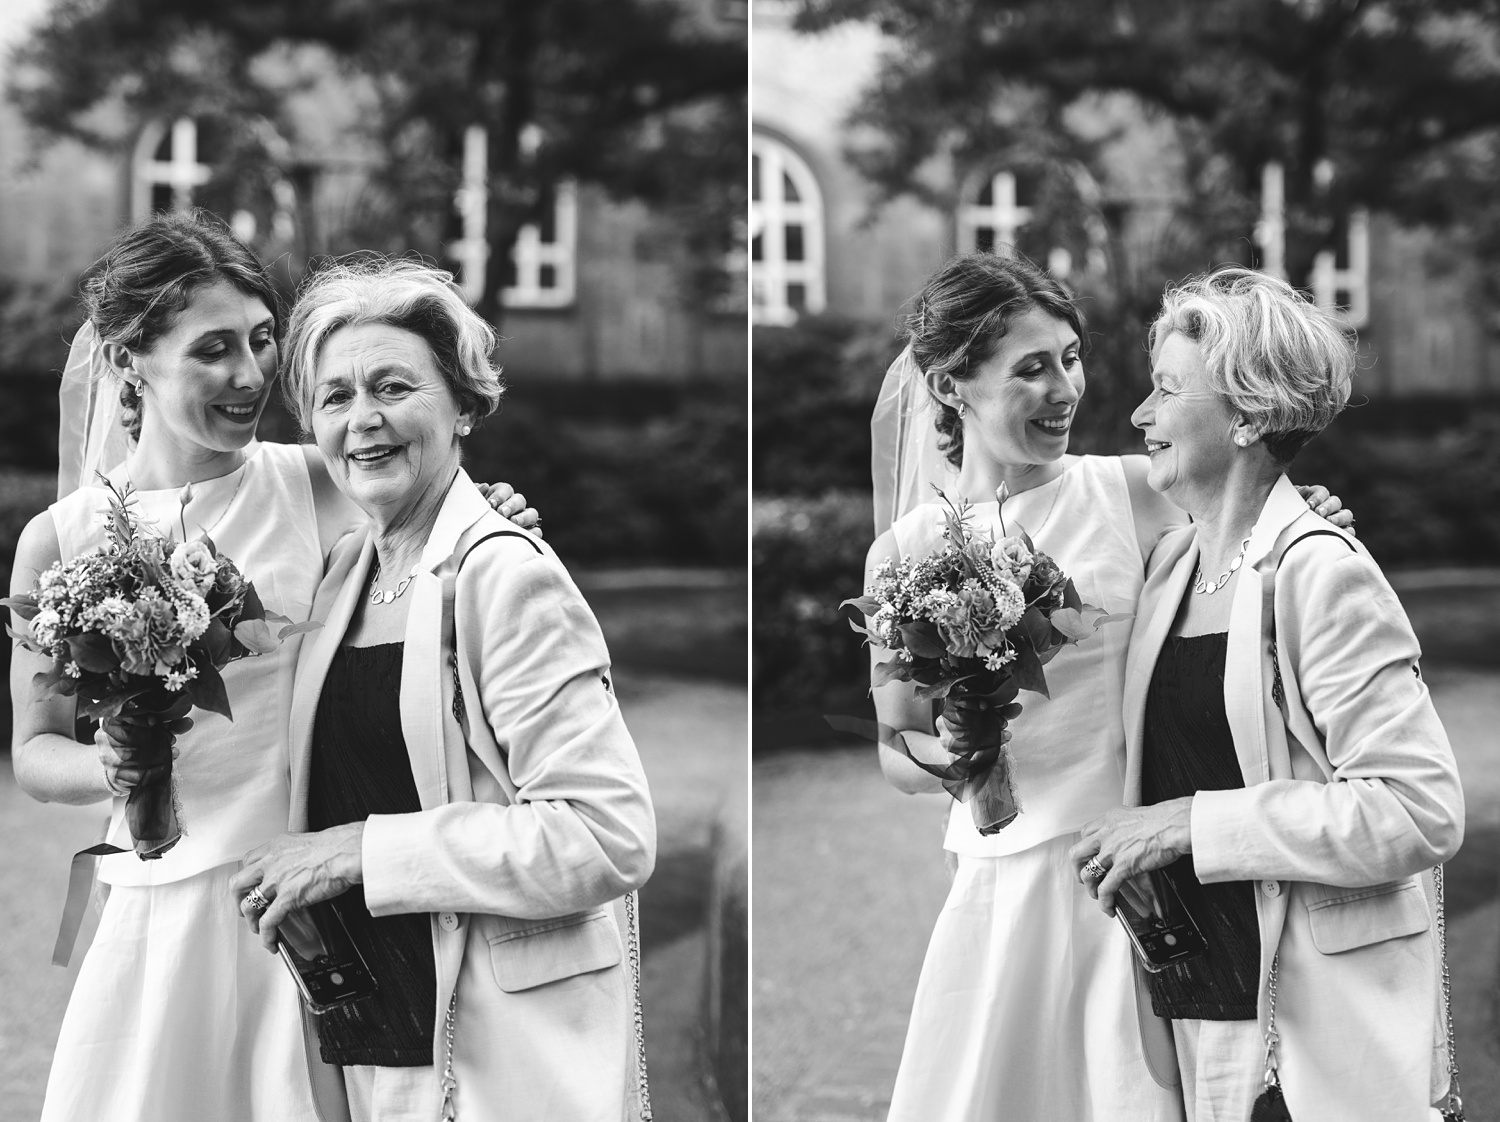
[308,643,437,1066]
[1140,632,1260,1021]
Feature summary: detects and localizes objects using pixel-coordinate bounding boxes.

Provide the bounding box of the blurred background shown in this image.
[750,1,1500,1118]
[0,1,747,1119]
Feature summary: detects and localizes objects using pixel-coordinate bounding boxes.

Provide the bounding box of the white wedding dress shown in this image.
[885,456,1185,1122]
[39,442,325,1122]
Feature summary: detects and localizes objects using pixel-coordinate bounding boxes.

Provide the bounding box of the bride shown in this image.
[866,251,1349,1121]
[9,210,534,1122]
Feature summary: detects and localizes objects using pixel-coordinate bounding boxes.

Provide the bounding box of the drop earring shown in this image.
[957,402,967,419]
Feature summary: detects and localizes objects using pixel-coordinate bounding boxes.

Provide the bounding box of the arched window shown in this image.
[958,171,1032,256]
[131,118,213,220]
[751,134,825,325]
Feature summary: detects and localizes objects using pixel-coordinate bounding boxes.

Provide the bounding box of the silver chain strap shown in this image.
[625,889,654,1121]
[439,990,458,1120]
[1261,953,1282,1091]
[1436,864,1465,1120]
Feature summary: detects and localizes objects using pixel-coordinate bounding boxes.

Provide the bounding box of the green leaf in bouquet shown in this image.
[871,657,913,688]
[4,623,38,650]
[66,633,117,673]
[1018,606,1052,650]
[232,618,279,655]
[898,621,947,659]
[1049,607,1098,642]
[239,580,265,621]
[275,620,324,640]
[1009,637,1050,697]
[79,691,145,721]
[202,617,233,665]
[970,676,1022,706]
[845,616,874,640]
[0,595,40,621]
[913,677,960,702]
[186,663,233,719]
[1061,577,1083,612]
[839,595,882,617]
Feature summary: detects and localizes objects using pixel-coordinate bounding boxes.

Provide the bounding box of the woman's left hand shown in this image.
[477,481,543,537]
[230,822,365,952]
[1069,798,1194,916]
[1295,484,1354,535]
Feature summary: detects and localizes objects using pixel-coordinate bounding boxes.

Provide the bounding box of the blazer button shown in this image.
[1262,881,1281,898]
[439,912,459,931]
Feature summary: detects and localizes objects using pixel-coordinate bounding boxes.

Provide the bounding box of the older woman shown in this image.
[229,259,655,1122]
[1070,268,1464,1121]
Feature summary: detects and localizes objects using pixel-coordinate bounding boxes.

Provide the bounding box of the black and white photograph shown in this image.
[752,2,1500,1120]
[0,2,746,1121]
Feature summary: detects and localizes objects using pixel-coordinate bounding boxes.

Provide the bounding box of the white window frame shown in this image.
[131,118,212,220]
[502,181,578,309]
[751,134,826,325]
[958,170,1032,256]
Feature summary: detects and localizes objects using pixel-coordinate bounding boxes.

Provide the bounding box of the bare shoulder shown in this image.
[11,511,61,593]
[866,528,900,574]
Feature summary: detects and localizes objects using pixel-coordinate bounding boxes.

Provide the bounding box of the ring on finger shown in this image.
[1082,857,1109,882]
[242,886,272,914]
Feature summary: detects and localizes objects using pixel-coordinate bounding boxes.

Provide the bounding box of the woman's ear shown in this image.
[924,367,964,412]
[100,342,140,387]
[1229,417,1259,448]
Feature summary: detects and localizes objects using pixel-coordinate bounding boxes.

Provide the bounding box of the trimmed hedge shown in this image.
[752,490,873,713]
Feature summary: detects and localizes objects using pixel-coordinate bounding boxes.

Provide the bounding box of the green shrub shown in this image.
[752,490,874,711]
[463,386,747,566]
[0,469,61,744]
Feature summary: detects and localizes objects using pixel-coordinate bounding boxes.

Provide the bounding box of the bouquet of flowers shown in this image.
[843,487,1127,835]
[3,478,315,859]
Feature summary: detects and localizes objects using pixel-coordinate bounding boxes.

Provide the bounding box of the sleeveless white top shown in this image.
[48,442,323,885]
[890,455,1144,857]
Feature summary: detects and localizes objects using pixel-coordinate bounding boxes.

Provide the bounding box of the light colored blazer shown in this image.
[1123,474,1464,1121]
[287,471,656,1122]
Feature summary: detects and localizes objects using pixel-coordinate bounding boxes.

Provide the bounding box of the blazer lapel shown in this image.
[398,470,497,812]
[1121,532,1197,806]
[286,531,374,831]
[1224,475,1322,788]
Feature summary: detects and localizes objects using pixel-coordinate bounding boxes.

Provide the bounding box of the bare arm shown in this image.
[300,445,364,558]
[1120,455,1188,566]
[9,512,112,805]
[866,531,950,795]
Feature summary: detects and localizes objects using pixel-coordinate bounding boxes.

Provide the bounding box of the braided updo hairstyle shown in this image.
[79,211,280,442]
[906,252,1085,468]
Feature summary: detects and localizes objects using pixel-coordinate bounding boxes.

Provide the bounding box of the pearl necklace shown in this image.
[1193,536,1251,595]
[369,560,420,606]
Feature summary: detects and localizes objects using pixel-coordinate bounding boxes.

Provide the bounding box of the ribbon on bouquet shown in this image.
[52,824,128,968]
[825,706,1022,836]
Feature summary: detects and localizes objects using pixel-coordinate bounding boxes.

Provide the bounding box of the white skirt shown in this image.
[888,834,1186,1122]
[41,862,321,1122]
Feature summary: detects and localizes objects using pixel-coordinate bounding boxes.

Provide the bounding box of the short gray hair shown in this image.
[1149,268,1354,463]
[281,257,504,430]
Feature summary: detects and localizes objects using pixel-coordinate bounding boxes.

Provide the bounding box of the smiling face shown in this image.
[127,280,277,456]
[1131,331,1242,501]
[310,322,469,525]
[949,305,1085,469]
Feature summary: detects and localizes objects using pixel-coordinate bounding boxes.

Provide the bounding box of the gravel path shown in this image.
[0,667,745,1122]
[753,664,1500,1122]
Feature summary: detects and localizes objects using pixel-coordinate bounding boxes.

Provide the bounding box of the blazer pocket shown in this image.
[486,909,621,993]
[1306,880,1430,955]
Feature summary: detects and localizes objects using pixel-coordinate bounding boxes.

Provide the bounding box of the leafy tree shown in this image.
[8,0,746,322]
[797,0,1500,291]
